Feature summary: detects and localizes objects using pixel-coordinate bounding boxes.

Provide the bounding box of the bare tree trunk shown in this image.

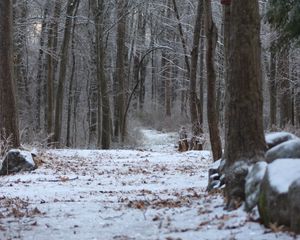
[198,20,205,126]
[92,0,111,149]
[35,3,49,132]
[66,3,79,147]
[47,0,61,143]
[53,0,79,146]
[13,0,33,140]
[204,0,222,161]
[223,0,266,209]
[165,56,172,117]
[0,0,20,148]
[295,73,300,127]
[278,47,292,127]
[115,0,127,142]
[190,0,203,135]
[269,42,277,127]
[171,0,190,75]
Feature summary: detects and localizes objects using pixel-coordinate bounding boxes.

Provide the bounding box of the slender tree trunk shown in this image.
[34,3,50,132]
[66,4,79,147]
[198,20,205,126]
[223,0,266,209]
[190,0,203,135]
[165,57,172,117]
[47,0,61,143]
[92,0,111,149]
[171,0,190,75]
[204,0,222,161]
[269,42,277,127]
[295,72,300,127]
[0,0,20,148]
[53,0,79,146]
[278,47,292,127]
[114,0,127,142]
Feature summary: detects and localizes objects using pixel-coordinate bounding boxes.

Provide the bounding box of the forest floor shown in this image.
[0,129,298,240]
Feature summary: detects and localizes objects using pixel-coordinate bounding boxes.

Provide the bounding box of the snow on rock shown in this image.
[207,159,224,192]
[259,159,300,228]
[245,161,267,211]
[266,139,300,163]
[265,131,298,150]
[0,149,36,175]
[0,130,296,240]
[268,159,300,194]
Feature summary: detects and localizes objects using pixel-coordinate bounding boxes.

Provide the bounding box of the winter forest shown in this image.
[1,0,300,239]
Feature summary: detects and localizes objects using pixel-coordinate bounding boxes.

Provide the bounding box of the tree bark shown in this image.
[92,0,111,149]
[223,0,266,209]
[190,0,204,135]
[0,0,20,148]
[269,42,277,127]
[46,0,61,143]
[53,0,79,146]
[115,0,127,142]
[204,0,222,161]
[278,47,292,127]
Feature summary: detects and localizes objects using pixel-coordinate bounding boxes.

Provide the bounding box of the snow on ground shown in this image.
[0,129,297,240]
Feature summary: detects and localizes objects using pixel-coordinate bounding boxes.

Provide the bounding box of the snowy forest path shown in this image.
[0,129,296,239]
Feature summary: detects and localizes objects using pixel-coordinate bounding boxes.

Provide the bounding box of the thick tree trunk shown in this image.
[223,0,266,209]
[0,0,20,148]
[53,0,79,146]
[204,0,222,161]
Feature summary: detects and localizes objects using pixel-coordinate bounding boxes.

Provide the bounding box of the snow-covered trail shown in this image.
[0,129,296,240]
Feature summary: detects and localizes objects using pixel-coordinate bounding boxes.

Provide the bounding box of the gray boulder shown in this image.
[258,159,300,228]
[0,149,36,175]
[245,161,267,211]
[266,139,300,163]
[224,160,250,210]
[207,159,225,192]
[265,131,298,149]
[288,179,300,234]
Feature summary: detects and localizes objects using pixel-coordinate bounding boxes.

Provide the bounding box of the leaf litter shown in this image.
[0,129,297,240]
